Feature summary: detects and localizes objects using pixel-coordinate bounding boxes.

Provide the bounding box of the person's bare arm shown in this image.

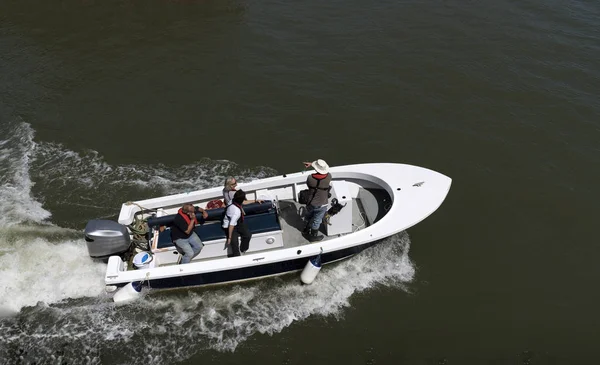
[226,225,234,245]
[243,199,264,205]
[196,206,208,219]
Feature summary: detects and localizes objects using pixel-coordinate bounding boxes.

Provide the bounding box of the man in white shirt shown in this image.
[222,190,253,257]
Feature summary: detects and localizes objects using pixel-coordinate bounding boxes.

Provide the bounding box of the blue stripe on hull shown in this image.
[146,240,378,289]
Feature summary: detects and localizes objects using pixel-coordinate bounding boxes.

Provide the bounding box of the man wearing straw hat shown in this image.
[301,159,332,242]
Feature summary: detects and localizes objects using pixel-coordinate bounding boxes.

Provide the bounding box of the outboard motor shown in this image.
[84,220,131,259]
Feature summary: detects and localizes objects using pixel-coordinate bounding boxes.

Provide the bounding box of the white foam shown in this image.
[0,233,414,364]
[0,233,107,315]
[0,121,51,226]
[0,120,276,315]
[31,141,277,193]
[0,121,275,229]
[28,138,278,214]
[136,233,414,355]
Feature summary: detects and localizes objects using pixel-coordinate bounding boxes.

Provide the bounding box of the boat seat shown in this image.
[146,201,274,228]
[156,210,282,249]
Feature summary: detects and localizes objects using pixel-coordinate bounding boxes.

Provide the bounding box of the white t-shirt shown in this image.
[223,189,235,206]
[222,204,242,228]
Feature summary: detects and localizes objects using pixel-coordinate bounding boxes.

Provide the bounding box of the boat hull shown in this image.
[104,163,451,293]
[135,239,377,289]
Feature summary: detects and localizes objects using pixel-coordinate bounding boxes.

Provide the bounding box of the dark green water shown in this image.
[1,0,599,364]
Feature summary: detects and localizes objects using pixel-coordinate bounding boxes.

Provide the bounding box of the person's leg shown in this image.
[174,238,194,264]
[310,205,328,230]
[303,205,315,234]
[304,204,315,221]
[307,205,327,242]
[237,222,252,253]
[229,227,241,257]
[188,232,204,260]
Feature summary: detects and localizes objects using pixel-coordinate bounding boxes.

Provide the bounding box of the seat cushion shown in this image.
[156,210,281,249]
[147,201,274,228]
[197,222,227,242]
[245,211,281,234]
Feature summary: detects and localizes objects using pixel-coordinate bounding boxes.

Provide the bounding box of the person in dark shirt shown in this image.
[302,159,332,242]
[171,203,208,264]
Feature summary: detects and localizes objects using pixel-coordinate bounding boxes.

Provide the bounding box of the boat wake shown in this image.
[0,233,414,364]
[0,120,416,364]
[0,226,107,317]
[0,121,51,226]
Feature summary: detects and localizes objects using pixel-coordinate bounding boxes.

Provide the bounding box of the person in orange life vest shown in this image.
[302,159,332,242]
[222,189,253,257]
[171,203,208,264]
[223,177,264,206]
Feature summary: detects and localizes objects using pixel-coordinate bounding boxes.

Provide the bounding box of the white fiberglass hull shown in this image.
[105,163,451,290]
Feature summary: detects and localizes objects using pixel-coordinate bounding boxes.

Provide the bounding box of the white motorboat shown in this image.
[84,163,451,298]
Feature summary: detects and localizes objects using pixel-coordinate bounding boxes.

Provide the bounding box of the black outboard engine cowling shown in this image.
[84,220,131,259]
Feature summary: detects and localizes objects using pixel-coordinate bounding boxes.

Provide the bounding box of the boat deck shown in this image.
[278,198,368,248]
[150,196,370,268]
[145,186,386,268]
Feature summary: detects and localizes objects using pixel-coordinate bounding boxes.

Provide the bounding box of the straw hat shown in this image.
[311,159,330,174]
